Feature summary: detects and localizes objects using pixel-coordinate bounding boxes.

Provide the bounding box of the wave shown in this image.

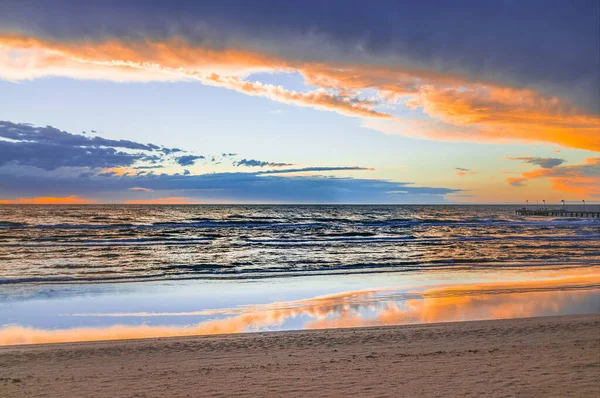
[1,211,598,231]
[245,236,417,244]
[2,259,598,285]
[0,237,213,247]
[243,234,600,246]
[0,221,27,228]
[2,205,598,286]
[319,231,377,237]
[3,233,598,248]
[0,219,593,232]
[225,214,278,220]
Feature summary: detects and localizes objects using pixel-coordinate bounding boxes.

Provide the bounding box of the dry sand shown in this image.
[1,314,598,397]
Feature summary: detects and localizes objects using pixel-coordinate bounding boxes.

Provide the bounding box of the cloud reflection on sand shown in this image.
[1,272,598,345]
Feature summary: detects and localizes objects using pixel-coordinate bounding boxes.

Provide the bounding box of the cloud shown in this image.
[506,157,566,169]
[0,121,452,203]
[123,197,199,204]
[0,36,388,119]
[202,73,388,118]
[507,177,527,188]
[0,121,163,170]
[257,166,373,174]
[0,139,152,170]
[0,120,158,151]
[403,85,600,151]
[0,168,458,204]
[235,159,293,168]
[455,167,477,177]
[160,147,183,155]
[134,165,164,170]
[102,167,144,177]
[1,25,599,150]
[1,1,597,108]
[128,187,153,192]
[176,155,205,166]
[505,157,599,196]
[0,195,94,204]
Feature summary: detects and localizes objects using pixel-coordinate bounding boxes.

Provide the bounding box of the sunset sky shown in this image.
[0,0,598,204]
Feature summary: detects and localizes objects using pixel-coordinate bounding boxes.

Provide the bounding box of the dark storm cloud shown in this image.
[1,0,598,112]
[235,159,294,168]
[175,155,205,166]
[507,157,566,169]
[0,121,163,170]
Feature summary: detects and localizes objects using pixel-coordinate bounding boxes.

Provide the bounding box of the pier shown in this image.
[516,208,600,218]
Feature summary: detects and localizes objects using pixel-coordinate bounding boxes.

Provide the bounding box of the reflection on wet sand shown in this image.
[2,271,599,345]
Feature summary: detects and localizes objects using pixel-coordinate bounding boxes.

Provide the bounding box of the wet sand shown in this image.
[1,314,598,397]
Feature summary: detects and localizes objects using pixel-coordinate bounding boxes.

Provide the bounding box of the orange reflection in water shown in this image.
[1,271,598,345]
[307,287,597,330]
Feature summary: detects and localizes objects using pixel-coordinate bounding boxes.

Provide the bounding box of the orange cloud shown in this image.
[1,34,599,149]
[456,171,478,177]
[202,73,388,118]
[405,86,600,151]
[302,64,600,151]
[99,167,139,176]
[123,197,199,204]
[0,35,386,119]
[0,195,94,204]
[506,157,600,196]
[506,177,527,187]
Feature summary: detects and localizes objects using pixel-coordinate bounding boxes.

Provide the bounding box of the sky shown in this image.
[0,0,598,204]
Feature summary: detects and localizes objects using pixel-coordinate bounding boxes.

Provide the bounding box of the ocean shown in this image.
[1,204,599,284]
[1,204,599,345]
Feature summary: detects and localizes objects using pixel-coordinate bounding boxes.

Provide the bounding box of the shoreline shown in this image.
[2,260,599,287]
[2,314,598,397]
[0,313,597,349]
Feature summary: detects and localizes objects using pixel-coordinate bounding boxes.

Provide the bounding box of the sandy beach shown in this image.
[1,314,598,397]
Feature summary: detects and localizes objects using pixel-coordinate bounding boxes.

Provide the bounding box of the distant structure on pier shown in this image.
[516,200,599,218]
